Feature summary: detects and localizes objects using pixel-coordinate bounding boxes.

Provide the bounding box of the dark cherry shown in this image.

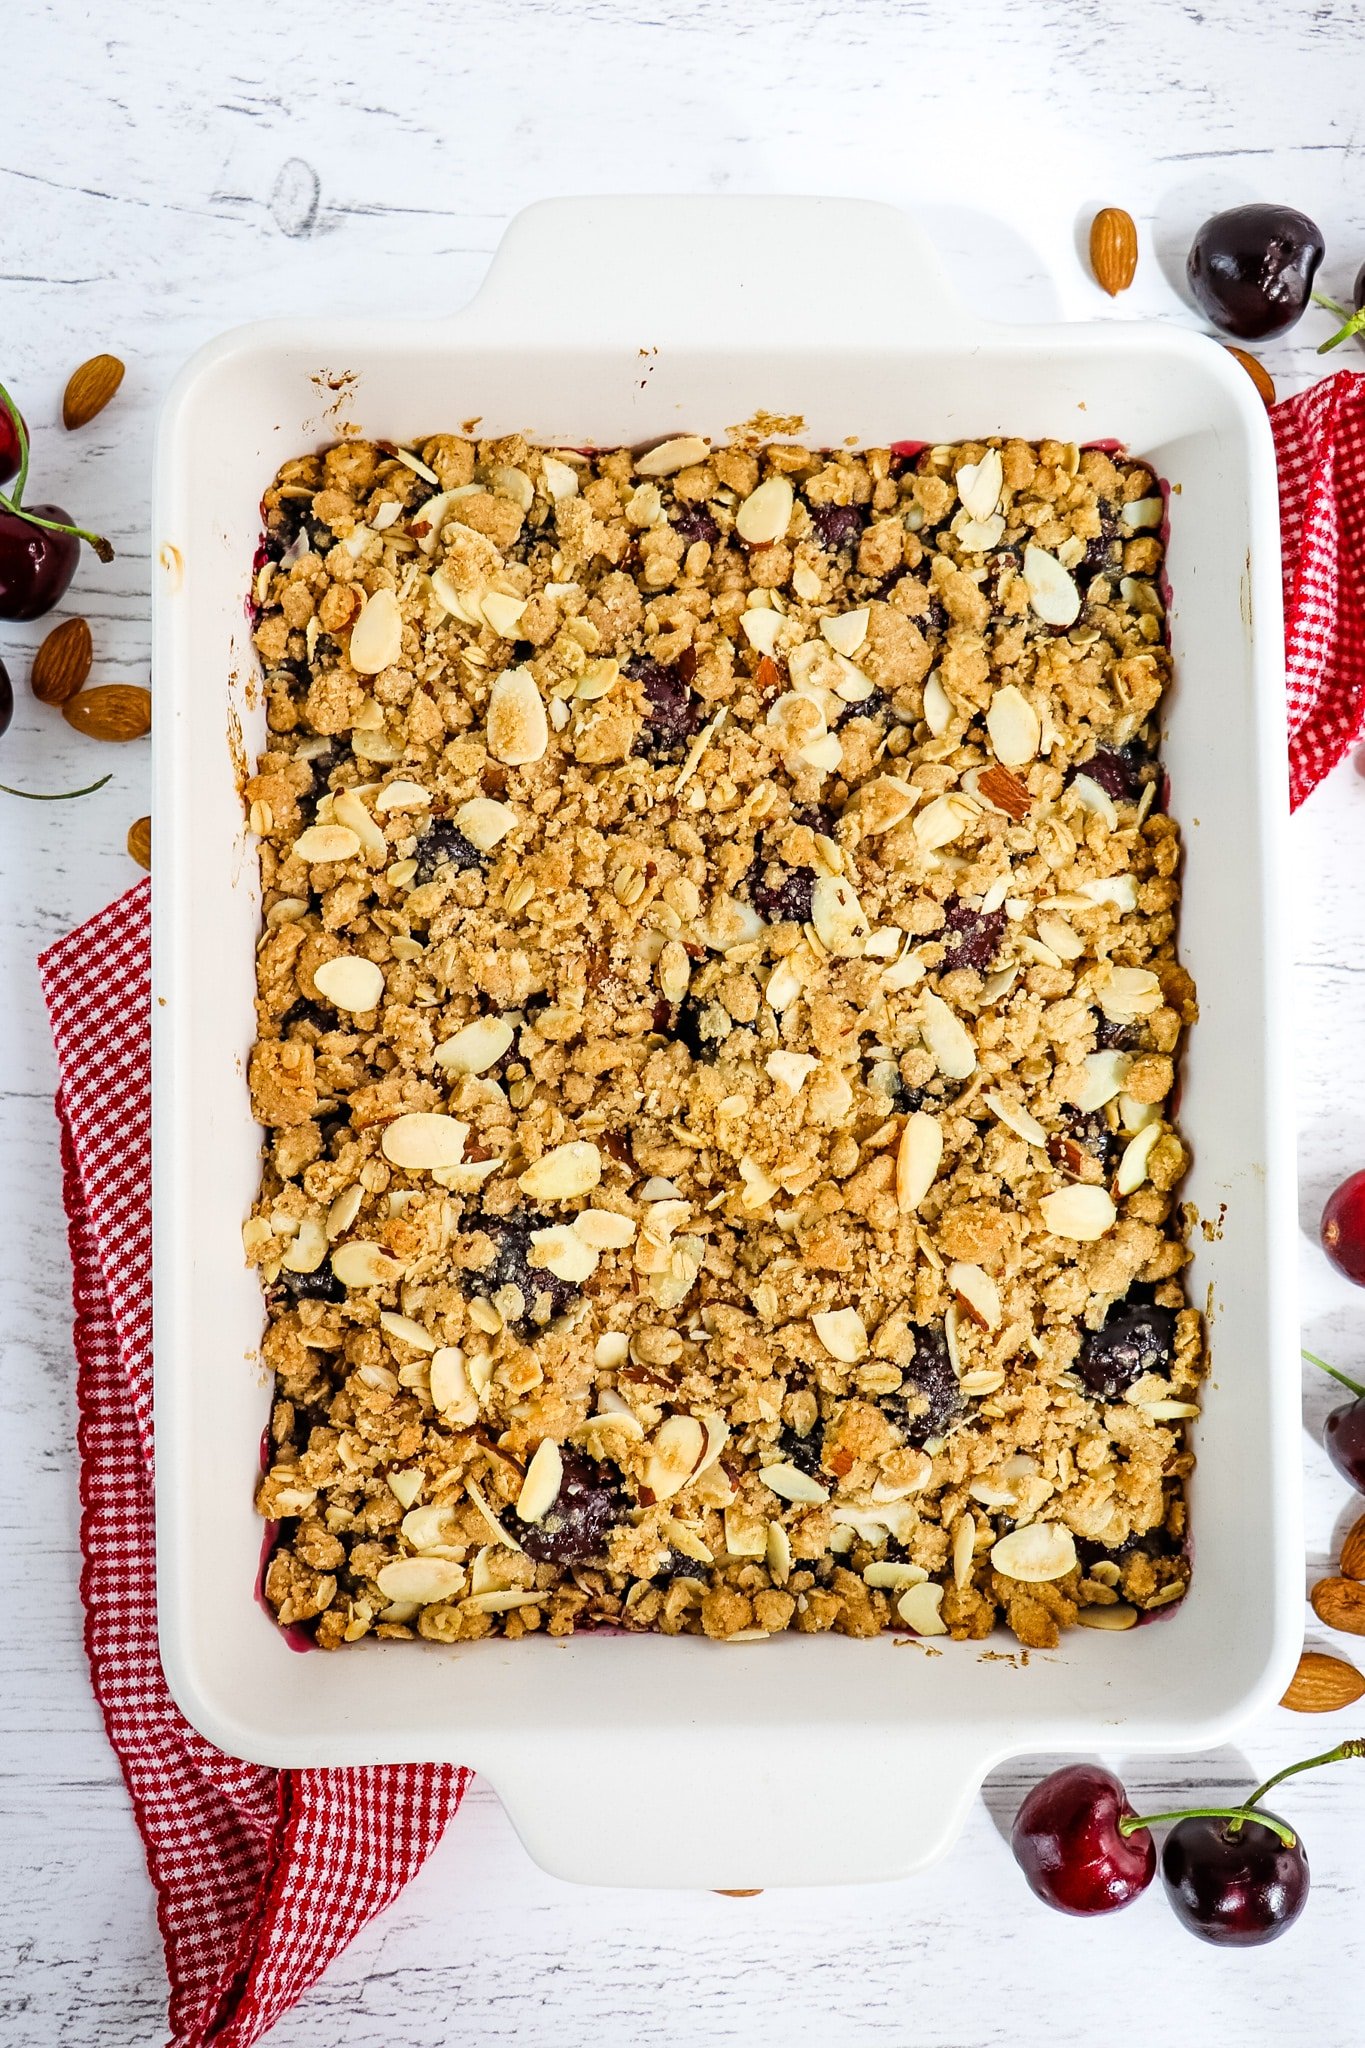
[937,894,1005,975]
[1187,203,1325,340]
[1071,743,1148,803]
[0,503,81,620]
[1161,1814,1308,1947]
[414,818,484,884]
[671,992,734,1063]
[1321,1169,1365,1285]
[463,1211,580,1335]
[1011,1765,1156,1916]
[274,1265,346,1304]
[518,1447,624,1565]
[0,400,25,488]
[625,652,700,762]
[885,1322,960,1445]
[1324,1398,1365,1494]
[1050,1102,1120,1174]
[776,1420,826,1480]
[749,859,816,925]
[0,656,12,740]
[1078,1294,1176,1399]
[671,505,720,546]
[807,502,865,552]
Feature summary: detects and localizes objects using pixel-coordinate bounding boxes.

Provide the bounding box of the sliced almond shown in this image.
[349,587,404,673]
[526,1223,596,1284]
[387,1469,424,1510]
[516,1439,564,1523]
[767,1520,793,1586]
[435,1015,516,1075]
[812,1307,869,1363]
[913,792,974,852]
[382,1113,470,1171]
[1121,495,1164,530]
[984,1091,1047,1147]
[430,1346,479,1423]
[919,992,976,1080]
[401,1504,456,1550]
[454,796,517,850]
[1076,1603,1139,1631]
[1022,545,1081,628]
[331,1240,405,1288]
[1116,1120,1163,1196]
[821,608,870,657]
[759,1461,829,1505]
[313,953,385,1014]
[374,1557,467,1605]
[810,874,869,957]
[1039,1183,1116,1241]
[923,671,952,737]
[1073,1050,1133,1112]
[574,1208,637,1249]
[990,1522,1078,1583]
[326,1184,364,1238]
[539,455,580,501]
[740,608,783,657]
[643,1415,707,1501]
[957,513,1005,551]
[948,1261,1001,1332]
[766,1048,818,1092]
[635,435,710,477]
[956,448,1003,521]
[865,1560,929,1591]
[1098,965,1162,1022]
[739,1156,780,1210]
[481,590,528,640]
[735,474,794,545]
[379,1310,437,1353]
[280,1216,327,1274]
[292,824,360,864]
[374,780,431,813]
[857,774,918,836]
[486,665,548,765]
[952,1513,977,1590]
[1071,773,1119,830]
[985,685,1041,767]
[896,1581,948,1635]
[896,1111,943,1211]
[517,1140,602,1202]
[765,957,804,1012]
[593,1332,630,1369]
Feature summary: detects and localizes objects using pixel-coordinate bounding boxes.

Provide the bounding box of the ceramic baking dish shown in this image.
[152,195,1299,1888]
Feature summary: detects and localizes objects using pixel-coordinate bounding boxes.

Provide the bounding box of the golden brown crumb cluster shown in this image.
[245,428,1200,1653]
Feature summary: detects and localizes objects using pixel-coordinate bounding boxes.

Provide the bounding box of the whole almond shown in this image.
[1089,208,1139,296]
[1310,1575,1365,1636]
[1225,346,1276,409]
[63,353,125,431]
[31,616,93,705]
[1281,1650,1365,1713]
[62,683,151,742]
[1341,1511,1365,1581]
[127,816,151,871]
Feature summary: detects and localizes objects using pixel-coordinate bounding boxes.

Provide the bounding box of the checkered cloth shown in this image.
[1273,370,1365,807]
[32,373,1365,2045]
[38,881,469,2048]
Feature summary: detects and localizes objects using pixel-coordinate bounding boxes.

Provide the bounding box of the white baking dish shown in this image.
[152,196,1300,1889]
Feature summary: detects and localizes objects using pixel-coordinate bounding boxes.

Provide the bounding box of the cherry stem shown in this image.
[0,377,30,506]
[0,484,113,563]
[1118,1805,1298,1850]
[1317,303,1365,355]
[1236,1738,1365,1832]
[0,773,112,802]
[1303,1348,1365,1400]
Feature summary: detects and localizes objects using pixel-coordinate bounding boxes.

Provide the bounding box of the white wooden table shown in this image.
[5,2,1365,2041]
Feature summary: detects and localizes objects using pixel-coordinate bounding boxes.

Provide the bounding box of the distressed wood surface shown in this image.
[4,1,1365,2041]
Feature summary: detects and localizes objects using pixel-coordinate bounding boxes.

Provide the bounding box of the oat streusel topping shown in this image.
[246,429,1200,1653]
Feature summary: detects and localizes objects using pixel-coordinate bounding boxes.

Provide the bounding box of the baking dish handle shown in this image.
[458,195,978,348]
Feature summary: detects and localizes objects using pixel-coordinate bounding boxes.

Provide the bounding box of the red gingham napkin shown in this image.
[1272,369,1365,807]
[38,880,469,2048]
[31,372,1365,2044]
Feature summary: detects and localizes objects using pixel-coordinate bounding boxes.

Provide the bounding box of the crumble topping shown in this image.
[245,429,1200,1652]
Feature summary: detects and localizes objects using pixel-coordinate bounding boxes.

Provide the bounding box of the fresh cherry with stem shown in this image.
[0,376,112,621]
[1011,1764,1157,1914]
[1120,1741,1365,1946]
[1303,1349,1365,1493]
